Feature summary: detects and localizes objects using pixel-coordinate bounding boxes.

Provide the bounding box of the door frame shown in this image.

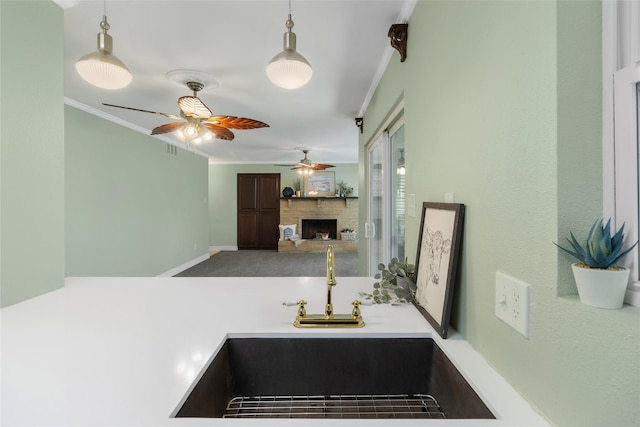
[364,101,405,275]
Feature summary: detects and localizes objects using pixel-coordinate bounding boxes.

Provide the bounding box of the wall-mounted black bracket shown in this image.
[355,117,363,134]
[388,23,408,62]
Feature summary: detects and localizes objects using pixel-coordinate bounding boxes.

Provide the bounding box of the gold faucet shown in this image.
[285,245,364,328]
[325,244,337,319]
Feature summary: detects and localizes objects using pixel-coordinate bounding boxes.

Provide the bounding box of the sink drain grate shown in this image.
[223,393,445,419]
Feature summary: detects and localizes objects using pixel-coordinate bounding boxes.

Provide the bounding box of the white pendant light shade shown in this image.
[76,14,132,90]
[76,50,132,90]
[267,13,312,89]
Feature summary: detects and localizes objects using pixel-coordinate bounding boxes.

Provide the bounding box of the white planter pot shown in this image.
[571,263,630,309]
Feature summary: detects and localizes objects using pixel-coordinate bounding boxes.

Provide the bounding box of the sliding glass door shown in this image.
[365,118,405,276]
[366,133,388,275]
[390,124,405,261]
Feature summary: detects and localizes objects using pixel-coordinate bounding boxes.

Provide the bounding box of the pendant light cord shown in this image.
[100,0,109,32]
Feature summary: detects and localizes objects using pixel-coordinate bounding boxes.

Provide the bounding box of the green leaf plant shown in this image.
[359,257,417,304]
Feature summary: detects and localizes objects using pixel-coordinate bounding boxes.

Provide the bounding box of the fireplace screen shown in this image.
[302,219,338,240]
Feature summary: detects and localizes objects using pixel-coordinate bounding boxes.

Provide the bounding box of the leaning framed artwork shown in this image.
[413,202,465,338]
[304,172,335,197]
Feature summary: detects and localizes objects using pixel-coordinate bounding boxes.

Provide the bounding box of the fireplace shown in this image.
[302,219,337,240]
[278,198,358,253]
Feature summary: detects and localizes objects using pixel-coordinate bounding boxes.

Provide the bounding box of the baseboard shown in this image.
[209,246,238,251]
[157,253,210,277]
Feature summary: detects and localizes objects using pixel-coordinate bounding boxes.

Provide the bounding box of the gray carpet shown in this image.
[175,250,359,277]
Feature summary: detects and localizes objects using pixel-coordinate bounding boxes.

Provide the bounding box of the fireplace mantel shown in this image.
[281,196,358,208]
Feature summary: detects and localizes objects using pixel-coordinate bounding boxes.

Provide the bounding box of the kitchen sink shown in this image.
[174,337,495,419]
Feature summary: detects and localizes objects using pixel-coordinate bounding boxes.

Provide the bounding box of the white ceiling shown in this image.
[60,0,415,165]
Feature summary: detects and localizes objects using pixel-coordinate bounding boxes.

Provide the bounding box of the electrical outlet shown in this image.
[495,271,530,338]
[407,194,416,217]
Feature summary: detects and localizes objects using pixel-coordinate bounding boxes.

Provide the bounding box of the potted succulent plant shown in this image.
[554,218,638,309]
[359,257,417,304]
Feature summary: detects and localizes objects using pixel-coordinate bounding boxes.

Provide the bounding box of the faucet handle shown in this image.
[350,299,373,318]
[296,300,307,318]
[282,300,307,318]
[351,300,362,318]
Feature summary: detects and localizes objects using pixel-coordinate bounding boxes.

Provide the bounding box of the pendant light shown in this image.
[266,0,312,89]
[75,0,132,90]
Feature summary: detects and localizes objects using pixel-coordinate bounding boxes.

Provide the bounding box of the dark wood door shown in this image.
[237,174,280,249]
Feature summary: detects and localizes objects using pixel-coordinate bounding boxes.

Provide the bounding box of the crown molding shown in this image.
[358,0,417,118]
[64,97,209,159]
[53,0,78,9]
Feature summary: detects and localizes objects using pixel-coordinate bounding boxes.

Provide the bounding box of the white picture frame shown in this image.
[303,172,335,197]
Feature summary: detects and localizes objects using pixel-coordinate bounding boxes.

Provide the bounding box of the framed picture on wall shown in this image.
[304,172,335,197]
[413,202,465,338]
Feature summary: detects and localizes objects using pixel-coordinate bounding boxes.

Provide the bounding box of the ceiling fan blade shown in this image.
[203,123,235,141]
[289,164,335,170]
[102,103,182,120]
[151,122,185,135]
[178,96,212,119]
[279,149,335,170]
[205,116,269,130]
[312,163,335,170]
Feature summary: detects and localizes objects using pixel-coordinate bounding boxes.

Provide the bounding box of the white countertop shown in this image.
[1,277,548,426]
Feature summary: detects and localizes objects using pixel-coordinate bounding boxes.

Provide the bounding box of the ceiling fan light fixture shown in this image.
[102,73,269,146]
[185,124,198,137]
[196,127,214,143]
[297,168,313,176]
[276,149,334,173]
[266,7,312,90]
[177,120,214,146]
[76,9,132,90]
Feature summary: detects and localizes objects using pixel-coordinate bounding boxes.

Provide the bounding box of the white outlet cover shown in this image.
[407,194,416,217]
[495,271,530,338]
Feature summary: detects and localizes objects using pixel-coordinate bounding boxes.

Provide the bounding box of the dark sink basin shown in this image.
[174,337,495,419]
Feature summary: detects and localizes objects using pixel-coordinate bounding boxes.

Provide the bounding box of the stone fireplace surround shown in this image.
[278,198,358,253]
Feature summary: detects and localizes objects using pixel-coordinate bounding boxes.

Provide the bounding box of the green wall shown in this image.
[360,1,639,426]
[557,0,604,296]
[0,1,65,307]
[65,107,209,276]
[208,163,357,247]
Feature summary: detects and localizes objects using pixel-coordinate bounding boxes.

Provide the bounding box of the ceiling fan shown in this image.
[103,80,269,145]
[277,149,335,173]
